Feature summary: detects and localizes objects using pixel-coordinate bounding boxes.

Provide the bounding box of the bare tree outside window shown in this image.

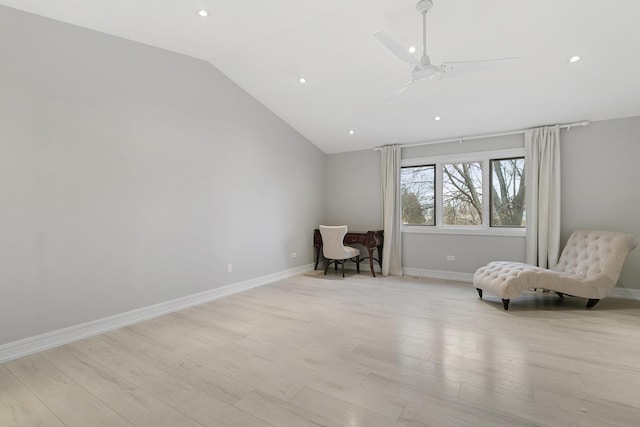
[401,165,435,225]
[442,162,483,226]
[490,157,525,227]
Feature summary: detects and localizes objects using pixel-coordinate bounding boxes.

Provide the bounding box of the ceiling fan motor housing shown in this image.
[416,0,434,14]
[413,65,440,80]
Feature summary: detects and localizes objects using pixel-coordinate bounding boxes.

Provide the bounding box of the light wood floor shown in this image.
[2,271,640,426]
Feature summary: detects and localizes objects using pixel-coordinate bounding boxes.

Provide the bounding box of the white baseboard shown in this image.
[0,264,314,364]
[609,287,640,300]
[403,267,474,283]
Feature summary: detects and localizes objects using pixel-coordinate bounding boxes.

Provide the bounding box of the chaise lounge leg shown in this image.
[476,288,483,298]
[502,299,510,311]
[586,298,600,309]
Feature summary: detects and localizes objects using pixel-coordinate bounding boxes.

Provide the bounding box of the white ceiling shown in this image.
[2,0,640,154]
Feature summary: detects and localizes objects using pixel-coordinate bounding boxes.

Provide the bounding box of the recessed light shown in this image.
[434,116,441,121]
[348,130,355,135]
[298,77,307,84]
[197,10,208,17]
[567,55,582,63]
[409,46,417,54]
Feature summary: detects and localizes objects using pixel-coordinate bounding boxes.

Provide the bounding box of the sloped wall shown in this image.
[0,6,325,345]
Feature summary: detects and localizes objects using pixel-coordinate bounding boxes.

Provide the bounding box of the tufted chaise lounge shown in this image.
[473,230,637,310]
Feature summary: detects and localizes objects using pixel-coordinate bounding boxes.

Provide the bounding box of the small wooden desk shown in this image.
[314,229,383,277]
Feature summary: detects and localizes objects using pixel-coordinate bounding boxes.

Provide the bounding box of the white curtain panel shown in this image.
[380,145,403,276]
[525,125,561,268]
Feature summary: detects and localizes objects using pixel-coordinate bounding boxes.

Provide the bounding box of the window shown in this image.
[401,165,435,225]
[490,158,525,227]
[442,162,482,226]
[401,149,525,232]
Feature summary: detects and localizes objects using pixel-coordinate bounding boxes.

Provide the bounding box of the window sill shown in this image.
[402,226,526,237]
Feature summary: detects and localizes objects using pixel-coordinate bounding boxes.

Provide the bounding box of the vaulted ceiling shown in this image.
[2,0,640,153]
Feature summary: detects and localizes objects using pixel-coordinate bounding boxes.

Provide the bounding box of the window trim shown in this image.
[401,148,525,236]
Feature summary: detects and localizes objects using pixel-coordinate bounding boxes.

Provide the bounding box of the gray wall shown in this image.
[561,117,640,290]
[324,149,382,230]
[0,6,325,346]
[325,118,639,288]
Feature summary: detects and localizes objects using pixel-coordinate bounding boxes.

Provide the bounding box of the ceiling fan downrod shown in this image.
[413,0,438,78]
[417,0,433,59]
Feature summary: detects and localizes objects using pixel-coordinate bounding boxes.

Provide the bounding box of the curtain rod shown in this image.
[373,120,590,151]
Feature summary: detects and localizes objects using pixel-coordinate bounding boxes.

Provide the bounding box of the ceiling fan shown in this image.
[375,0,519,98]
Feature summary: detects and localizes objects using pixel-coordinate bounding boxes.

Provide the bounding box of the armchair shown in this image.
[319,225,360,278]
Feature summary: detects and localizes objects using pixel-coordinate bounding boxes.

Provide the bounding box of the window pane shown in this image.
[491,158,525,227]
[401,165,435,225]
[442,162,483,226]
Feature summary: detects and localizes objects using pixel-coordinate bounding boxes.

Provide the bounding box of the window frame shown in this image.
[401,148,526,236]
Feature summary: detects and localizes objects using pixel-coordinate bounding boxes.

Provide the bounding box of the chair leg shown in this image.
[476,288,483,299]
[356,255,360,274]
[586,298,600,309]
[324,260,331,275]
[502,299,510,311]
[342,260,345,277]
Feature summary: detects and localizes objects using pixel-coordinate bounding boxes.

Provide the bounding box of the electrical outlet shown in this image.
[227,263,233,273]
[291,252,297,258]
[447,255,456,262]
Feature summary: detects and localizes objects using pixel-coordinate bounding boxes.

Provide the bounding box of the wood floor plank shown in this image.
[0,372,65,427]
[41,344,138,404]
[361,372,461,404]
[106,389,204,427]
[102,328,253,405]
[288,386,403,427]
[0,365,10,377]
[5,354,76,399]
[235,390,340,427]
[83,345,201,407]
[247,353,408,419]
[6,354,133,426]
[533,386,640,426]
[177,392,273,427]
[399,398,540,427]
[42,387,134,427]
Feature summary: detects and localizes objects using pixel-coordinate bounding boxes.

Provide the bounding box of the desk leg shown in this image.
[314,245,320,270]
[377,244,383,269]
[367,247,376,277]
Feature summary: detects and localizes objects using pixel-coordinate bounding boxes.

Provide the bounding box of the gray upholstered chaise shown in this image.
[473,230,637,310]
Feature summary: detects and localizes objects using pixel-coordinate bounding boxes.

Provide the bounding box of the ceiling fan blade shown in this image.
[384,80,415,100]
[439,57,520,79]
[374,31,419,67]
